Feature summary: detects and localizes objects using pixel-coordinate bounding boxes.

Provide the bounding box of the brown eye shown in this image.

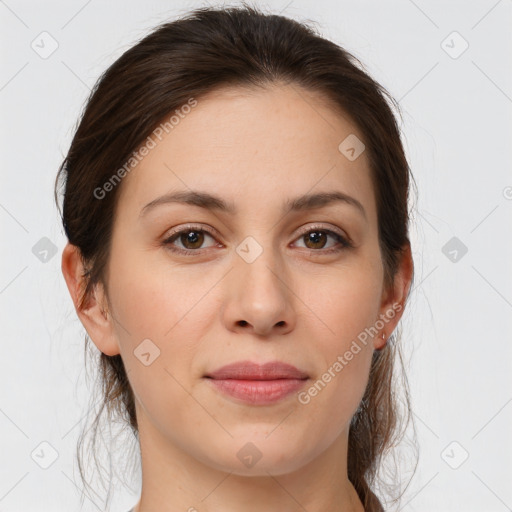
[179,230,205,249]
[162,225,352,256]
[294,227,352,253]
[303,230,328,250]
[163,226,218,254]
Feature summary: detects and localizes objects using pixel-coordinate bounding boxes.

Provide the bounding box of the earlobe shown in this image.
[375,242,414,350]
[61,243,120,356]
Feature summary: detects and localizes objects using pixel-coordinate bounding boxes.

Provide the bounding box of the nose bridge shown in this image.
[226,232,295,334]
[235,232,286,298]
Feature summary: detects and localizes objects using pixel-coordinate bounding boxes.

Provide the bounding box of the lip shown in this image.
[204,361,309,405]
[204,360,309,380]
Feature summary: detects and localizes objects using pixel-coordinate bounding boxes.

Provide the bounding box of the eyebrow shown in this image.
[139,189,367,220]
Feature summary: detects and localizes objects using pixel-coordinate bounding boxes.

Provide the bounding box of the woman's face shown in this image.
[82,84,408,476]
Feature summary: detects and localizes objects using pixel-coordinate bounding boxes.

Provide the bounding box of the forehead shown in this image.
[116,83,376,221]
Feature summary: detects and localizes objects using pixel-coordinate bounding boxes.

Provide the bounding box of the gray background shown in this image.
[0,0,511,511]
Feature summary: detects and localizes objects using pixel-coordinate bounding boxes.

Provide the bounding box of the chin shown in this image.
[196,433,316,477]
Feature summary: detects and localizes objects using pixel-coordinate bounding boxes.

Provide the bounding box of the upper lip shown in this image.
[205,361,309,380]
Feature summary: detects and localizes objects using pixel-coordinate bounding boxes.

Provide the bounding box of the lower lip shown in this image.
[206,378,307,405]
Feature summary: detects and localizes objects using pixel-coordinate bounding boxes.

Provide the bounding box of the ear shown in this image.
[61,242,120,356]
[374,242,414,350]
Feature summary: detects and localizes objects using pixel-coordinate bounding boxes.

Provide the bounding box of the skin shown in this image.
[62,83,413,512]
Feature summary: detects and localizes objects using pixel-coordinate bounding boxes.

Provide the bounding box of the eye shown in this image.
[162,225,219,255]
[293,225,353,254]
[162,224,353,256]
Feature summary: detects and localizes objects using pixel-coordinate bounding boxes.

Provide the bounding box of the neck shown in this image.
[131,412,365,512]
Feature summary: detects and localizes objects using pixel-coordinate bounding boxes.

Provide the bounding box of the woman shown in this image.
[56,4,416,511]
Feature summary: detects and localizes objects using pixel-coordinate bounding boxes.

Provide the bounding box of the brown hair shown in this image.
[55,4,417,510]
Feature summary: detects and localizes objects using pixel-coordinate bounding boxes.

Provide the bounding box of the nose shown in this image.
[222,247,296,337]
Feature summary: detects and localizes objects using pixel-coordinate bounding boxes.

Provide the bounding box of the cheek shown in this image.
[296,303,375,452]
[299,349,373,419]
[295,259,382,418]
[288,323,374,462]
[108,252,214,436]
[107,244,217,340]
[300,257,383,344]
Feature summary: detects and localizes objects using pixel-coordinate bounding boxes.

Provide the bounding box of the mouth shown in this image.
[204,360,309,380]
[203,360,309,405]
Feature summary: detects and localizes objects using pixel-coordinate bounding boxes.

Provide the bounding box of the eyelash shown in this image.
[161,224,353,256]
